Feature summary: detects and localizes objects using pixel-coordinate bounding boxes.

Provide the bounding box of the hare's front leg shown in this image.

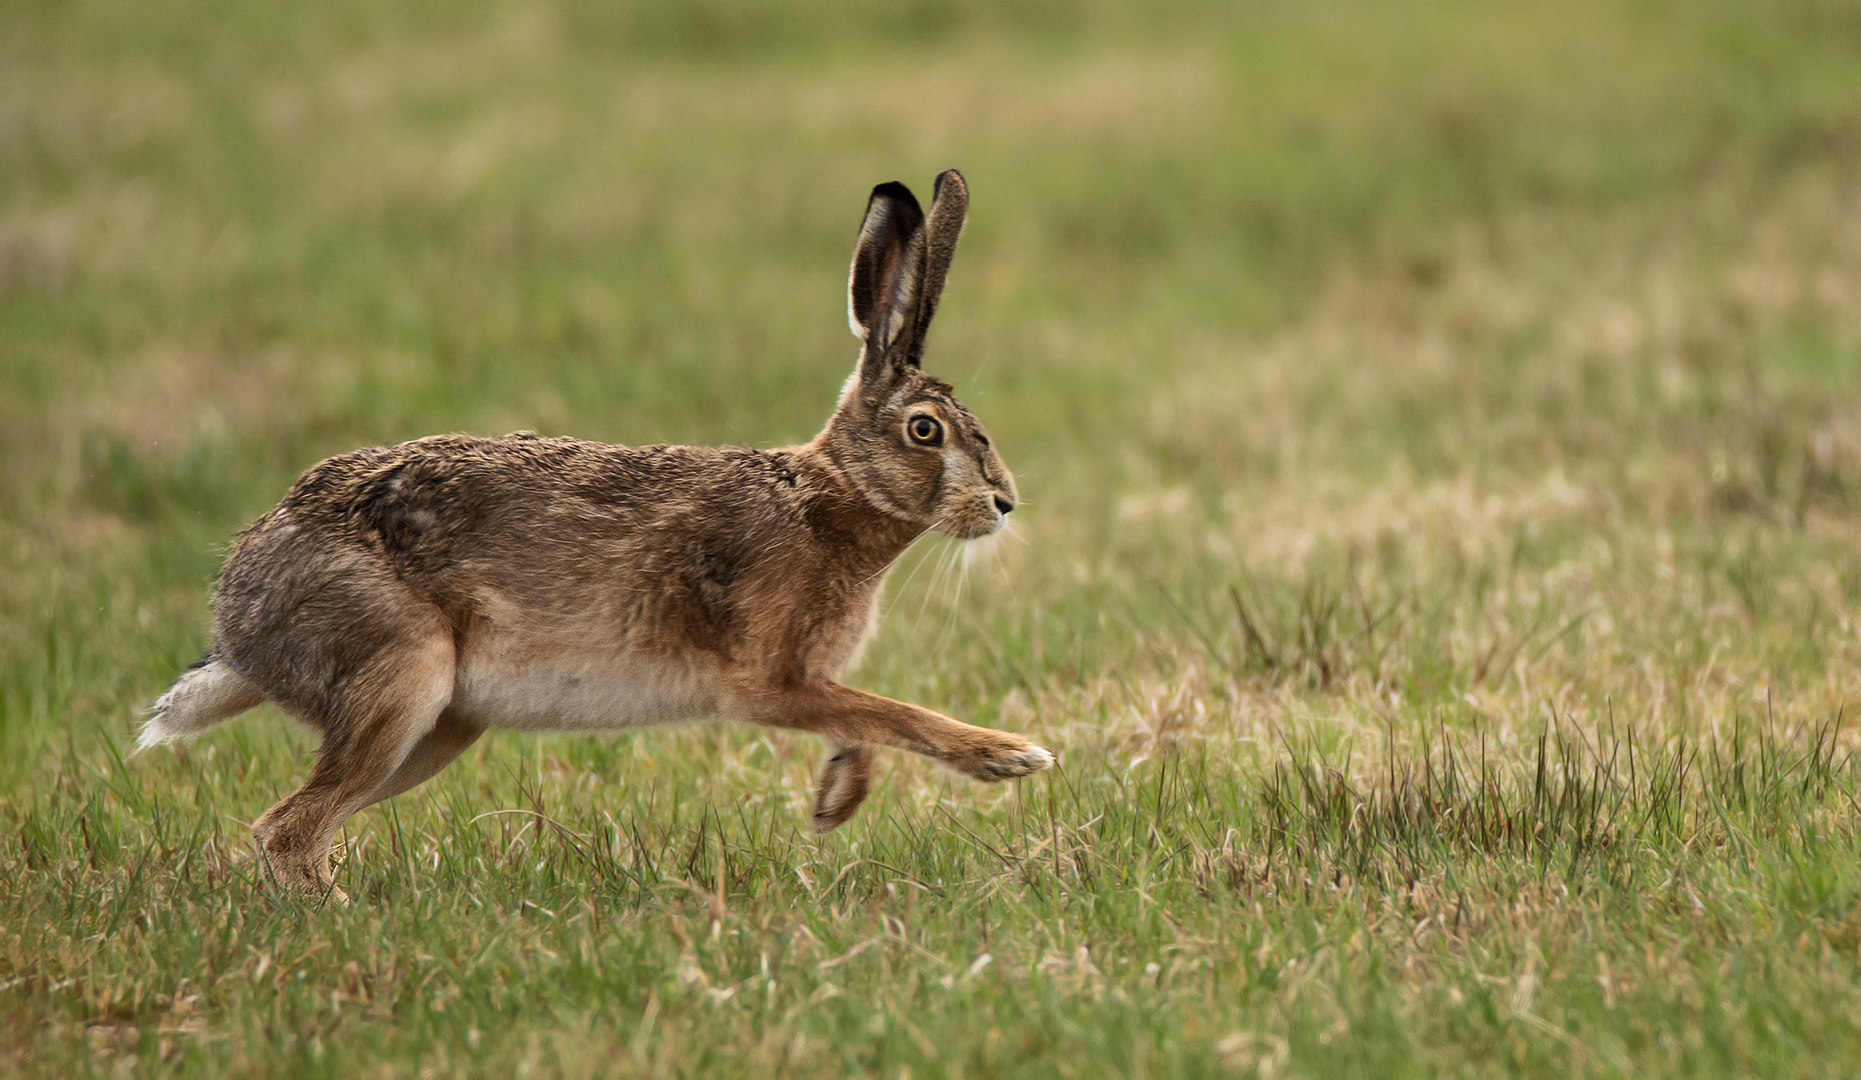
[736,681,1053,802]
[250,632,458,900]
[811,743,875,834]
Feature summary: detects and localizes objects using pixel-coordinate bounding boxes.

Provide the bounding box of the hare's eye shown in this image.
[907,416,944,447]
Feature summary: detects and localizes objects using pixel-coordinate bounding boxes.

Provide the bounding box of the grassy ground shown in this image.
[6,0,1861,1075]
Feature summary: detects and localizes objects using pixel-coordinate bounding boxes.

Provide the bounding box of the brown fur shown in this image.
[140,171,1052,896]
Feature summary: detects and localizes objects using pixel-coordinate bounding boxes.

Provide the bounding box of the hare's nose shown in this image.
[993,495,1015,515]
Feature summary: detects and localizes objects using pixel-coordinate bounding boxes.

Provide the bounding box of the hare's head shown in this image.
[824,170,1017,541]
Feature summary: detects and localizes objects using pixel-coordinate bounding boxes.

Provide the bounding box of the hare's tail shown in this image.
[137,654,264,753]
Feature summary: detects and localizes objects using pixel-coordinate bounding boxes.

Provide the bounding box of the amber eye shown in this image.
[907,416,944,446]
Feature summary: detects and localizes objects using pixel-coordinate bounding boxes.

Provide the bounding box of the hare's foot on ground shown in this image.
[251,818,349,904]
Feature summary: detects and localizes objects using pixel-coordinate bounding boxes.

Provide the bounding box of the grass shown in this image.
[6,0,1861,1074]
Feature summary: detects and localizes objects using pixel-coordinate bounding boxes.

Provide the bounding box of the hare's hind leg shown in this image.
[250,629,456,898]
[359,708,484,806]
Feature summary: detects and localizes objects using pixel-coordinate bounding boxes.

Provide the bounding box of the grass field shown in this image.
[7,0,1861,1075]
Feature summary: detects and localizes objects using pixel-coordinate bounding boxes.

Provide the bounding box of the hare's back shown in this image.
[253,432,796,558]
[274,433,716,538]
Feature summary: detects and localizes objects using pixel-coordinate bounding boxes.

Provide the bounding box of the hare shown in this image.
[139,170,1053,895]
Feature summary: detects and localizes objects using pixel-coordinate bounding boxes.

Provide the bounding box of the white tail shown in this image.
[137,660,263,752]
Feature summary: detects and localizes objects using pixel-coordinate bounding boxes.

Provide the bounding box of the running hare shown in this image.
[141,170,1051,894]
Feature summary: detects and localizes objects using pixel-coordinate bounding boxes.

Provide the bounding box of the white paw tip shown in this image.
[981,744,1054,779]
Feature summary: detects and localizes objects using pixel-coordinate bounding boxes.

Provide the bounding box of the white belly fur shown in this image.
[450,654,719,732]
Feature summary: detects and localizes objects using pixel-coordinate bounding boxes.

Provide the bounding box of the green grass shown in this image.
[7,0,1861,1074]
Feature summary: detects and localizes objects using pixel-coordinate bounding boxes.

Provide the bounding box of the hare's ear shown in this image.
[848,181,928,392]
[903,169,968,368]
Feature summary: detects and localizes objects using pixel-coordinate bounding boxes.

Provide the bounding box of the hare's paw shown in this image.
[811,745,875,834]
[970,737,1054,781]
[255,847,349,904]
[252,822,350,904]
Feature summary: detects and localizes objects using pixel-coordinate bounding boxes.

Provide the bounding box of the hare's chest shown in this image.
[450,652,719,732]
[803,588,884,681]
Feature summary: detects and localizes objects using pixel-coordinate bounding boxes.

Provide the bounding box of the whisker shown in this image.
[933,547,966,656]
[880,531,940,620]
[913,535,959,628]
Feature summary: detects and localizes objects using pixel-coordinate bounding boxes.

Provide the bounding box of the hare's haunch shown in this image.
[140,171,1052,896]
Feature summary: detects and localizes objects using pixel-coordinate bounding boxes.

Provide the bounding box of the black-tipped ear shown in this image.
[848,181,927,388]
[905,169,969,368]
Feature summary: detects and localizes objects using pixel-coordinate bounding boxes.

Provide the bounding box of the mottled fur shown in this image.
[141,170,1052,896]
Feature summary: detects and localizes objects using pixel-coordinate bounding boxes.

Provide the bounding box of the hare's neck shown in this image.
[791,443,924,575]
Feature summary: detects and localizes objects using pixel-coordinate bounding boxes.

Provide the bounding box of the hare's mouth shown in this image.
[937,500,1010,541]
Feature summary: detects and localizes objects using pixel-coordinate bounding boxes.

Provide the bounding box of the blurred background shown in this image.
[4,0,1861,807]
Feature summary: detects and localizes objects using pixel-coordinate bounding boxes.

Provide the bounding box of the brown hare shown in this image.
[140,170,1053,895]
